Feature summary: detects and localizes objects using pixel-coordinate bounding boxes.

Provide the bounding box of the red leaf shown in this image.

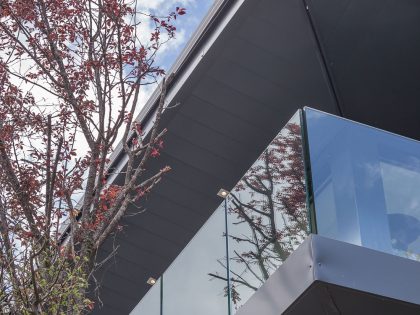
[176,7,186,15]
[151,148,160,158]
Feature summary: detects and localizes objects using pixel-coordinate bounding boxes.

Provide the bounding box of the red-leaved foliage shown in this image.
[0,0,184,313]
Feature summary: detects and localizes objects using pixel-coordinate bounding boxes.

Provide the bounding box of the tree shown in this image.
[0,1,186,313]
[209,117,309,308]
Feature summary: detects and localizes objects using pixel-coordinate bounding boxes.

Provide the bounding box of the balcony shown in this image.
[130,108,420,314]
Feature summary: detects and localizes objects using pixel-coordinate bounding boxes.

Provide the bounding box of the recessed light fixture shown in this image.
[217,188,229,198]
[147,277,157,285]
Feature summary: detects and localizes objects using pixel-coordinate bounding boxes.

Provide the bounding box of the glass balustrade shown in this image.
[162,202,228,315]
[131,107,420,314]
[225,112,309,310]
[304,107,420,260]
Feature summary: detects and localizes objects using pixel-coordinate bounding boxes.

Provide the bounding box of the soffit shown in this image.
[307,0,420,140]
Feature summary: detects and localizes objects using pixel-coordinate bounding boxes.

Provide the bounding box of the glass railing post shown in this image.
[160,275,163,315]
[224,197,232,315]
[301,109,318,234]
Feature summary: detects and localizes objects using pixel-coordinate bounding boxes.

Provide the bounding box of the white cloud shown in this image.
[137,0,197,12]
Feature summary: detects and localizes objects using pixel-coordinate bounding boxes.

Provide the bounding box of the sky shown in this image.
[136,0,216,108]
[142,0,215,67]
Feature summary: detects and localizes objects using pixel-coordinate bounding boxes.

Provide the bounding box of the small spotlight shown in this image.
[147,277,157,285]
[217,188,229,198]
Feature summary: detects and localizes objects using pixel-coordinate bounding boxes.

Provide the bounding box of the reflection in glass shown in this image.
[305,108,420,260]
[210,112,310,310]
[381,162,420,257]
[130,278,160,315]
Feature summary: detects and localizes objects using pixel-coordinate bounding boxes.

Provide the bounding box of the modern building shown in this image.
[91,0,420,314]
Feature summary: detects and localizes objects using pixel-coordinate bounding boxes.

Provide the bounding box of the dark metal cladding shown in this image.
[91,0,420,312]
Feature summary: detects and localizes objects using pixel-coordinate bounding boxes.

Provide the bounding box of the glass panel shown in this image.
[130,278,160,315]
[162,204,228,315]
[210,112,310,311]
[132,111,311,313]
[305,107,420,260]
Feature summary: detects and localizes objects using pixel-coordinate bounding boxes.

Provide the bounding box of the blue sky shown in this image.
[139,0,215,73]
[161,0,215,70]
[134,0,215,110]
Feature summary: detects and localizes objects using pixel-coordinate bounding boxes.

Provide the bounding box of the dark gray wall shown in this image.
[92,0,420,313]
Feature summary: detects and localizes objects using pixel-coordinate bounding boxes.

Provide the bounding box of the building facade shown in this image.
[91,0,420,313]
